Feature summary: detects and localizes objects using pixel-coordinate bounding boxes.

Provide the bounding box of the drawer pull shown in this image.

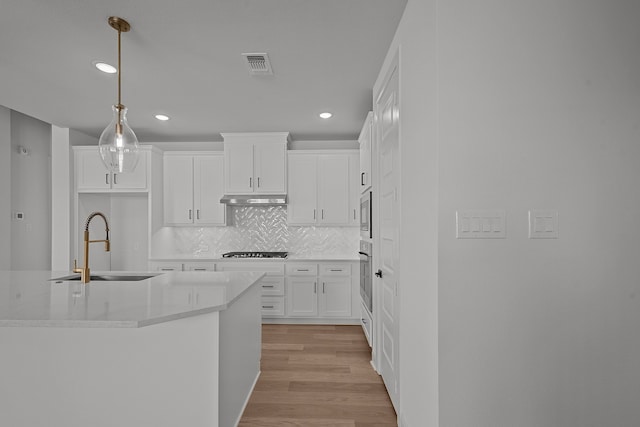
[262,285,275,288]
[193,268,207,271]
[298,269,309,272]
[330,269,343,272]
[262,305,275,309]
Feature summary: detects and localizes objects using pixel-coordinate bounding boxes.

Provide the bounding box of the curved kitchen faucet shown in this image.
[73,212,111,283]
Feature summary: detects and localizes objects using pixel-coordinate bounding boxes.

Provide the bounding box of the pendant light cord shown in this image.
[116,27,122,128]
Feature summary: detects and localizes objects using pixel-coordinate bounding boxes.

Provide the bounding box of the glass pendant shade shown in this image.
[98,105,139,173]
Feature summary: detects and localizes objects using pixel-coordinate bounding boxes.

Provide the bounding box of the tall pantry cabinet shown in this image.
[73,146,163,272]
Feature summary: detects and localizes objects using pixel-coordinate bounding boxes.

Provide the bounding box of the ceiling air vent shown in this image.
[242,53,273,75]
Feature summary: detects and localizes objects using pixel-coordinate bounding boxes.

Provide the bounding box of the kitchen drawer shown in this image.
[216,262,285,275]
[259,276,285,296]
[149,262,183,271]
[319,263,351,276]
[183,262,215,271]
[286,263,318,276]
[261,296,285,317]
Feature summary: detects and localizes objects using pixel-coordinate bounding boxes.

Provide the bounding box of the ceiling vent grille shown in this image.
[242,53,273,75]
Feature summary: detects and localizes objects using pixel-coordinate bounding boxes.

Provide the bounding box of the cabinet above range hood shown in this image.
[220,194,287,206]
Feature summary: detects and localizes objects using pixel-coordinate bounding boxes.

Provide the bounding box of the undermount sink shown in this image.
[52,274,159,282]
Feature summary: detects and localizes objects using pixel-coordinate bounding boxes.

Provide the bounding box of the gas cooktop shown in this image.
[221,251,288,259]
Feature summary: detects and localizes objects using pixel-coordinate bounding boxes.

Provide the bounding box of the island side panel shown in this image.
[219,282,262,427]
[0,312,220,427]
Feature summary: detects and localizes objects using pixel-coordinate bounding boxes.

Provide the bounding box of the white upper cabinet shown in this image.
[348,153,360,226]
[358,112,373,193]
[317,155,350,224]
[75,146,148,192]
[287,151,358,226]
[221,132,289,194]
[287,155,318,224]
[163,153,225,226]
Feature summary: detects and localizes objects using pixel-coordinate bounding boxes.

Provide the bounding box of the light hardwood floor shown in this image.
[238,324,397,427]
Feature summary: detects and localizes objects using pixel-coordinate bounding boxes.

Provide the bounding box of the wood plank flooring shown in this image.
[238,324,397,427]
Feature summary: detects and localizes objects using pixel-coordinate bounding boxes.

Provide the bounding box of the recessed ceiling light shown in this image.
[155,114,170,121]
[94,61,117,74]
[319,112,333,119]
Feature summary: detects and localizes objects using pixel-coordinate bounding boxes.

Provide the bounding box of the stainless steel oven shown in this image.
[359,240,372,314]
[360,191,372,240]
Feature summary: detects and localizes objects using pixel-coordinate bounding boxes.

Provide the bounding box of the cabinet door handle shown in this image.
[361,172,365,186]
[313,209,316,220]
[353,209,356,220]
[322,282,325,293]
[249,177,252,188]
[321,209,324,219]
[105,173,109,185]
[196,209,200,220]
[314,282,317,294]
[257,177,260,188]
[189,209,192,220]
[113,174,117,185]
[160,268,175,271]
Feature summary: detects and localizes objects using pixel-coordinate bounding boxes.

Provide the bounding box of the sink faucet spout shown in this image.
[73,212,111,283]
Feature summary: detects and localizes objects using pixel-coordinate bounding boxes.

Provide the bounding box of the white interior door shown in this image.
[375,61,400,412]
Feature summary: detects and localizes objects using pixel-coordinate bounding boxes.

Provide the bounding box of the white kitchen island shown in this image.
[0,270,264,427]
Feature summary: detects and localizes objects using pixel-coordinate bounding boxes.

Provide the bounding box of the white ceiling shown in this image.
[0,0,406,142]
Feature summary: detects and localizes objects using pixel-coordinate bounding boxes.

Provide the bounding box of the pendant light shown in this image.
[98,16,139,173]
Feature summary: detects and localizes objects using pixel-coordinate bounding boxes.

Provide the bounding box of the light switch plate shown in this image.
[456,210,506,239]
[528,210,558,239]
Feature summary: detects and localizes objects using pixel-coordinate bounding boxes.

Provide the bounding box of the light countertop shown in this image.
[0,270,264,328]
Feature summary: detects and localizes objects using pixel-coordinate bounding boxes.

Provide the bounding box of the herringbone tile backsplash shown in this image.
[151,206,359,258]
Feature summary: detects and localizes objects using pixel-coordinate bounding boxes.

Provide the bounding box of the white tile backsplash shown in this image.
[150,206,359,258]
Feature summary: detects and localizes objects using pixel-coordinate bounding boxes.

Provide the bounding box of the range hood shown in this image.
[220,194,287,206]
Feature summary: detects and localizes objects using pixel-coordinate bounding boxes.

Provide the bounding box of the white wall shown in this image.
[0,107,11,269]
[9,111,52,270]
[51,128,97,270]
[376,0,640,425]
[373,1,439,426]
[436,0,640,426]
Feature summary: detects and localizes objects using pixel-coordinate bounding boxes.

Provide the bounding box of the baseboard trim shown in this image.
[234,369,261,427]
[262,318,360,325]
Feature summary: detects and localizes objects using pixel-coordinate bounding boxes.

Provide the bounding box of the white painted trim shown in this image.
[233,370,261,427]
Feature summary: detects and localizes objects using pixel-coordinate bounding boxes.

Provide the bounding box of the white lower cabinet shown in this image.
[149,259,357,322]
[287,276,319,317]
[216,262,285,317]
[163,285,221,308]
[286,262,352,319]
[183,262,215,271]
[149,261,184,271]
